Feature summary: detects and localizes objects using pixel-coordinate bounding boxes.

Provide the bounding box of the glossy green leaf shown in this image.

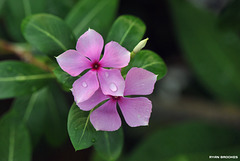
[65,0,119,38]
[5,0,46,41]
[122,50,167,80]
[68,103,97,151]
[106,15,146,51]
[22,13,76,57]
[125,122,240,161]
[169,0,240,103]
[0,61,54,99]
[43,83,69,147]
[11,87,49,146]
[0,110,31,161]
[53,66,78,90]
[94,128,123,161]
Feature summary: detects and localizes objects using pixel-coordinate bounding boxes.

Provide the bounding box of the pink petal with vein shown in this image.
[76,29,103,62]
[99,41,130,68]
[118,97,152,127]
[77,88,109,111]
[90,99,121,131]
[124,67,157,96]
[98,68,125,97]
[72,70,99,103]
[56,50,92,76]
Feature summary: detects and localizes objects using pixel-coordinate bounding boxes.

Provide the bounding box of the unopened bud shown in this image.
[133,38,149,53]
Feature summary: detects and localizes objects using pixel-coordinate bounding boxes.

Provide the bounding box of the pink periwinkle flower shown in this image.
[56,29,130,104]
[78,67,157,131]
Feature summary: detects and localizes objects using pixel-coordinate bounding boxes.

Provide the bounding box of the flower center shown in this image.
[92,62,100,70]
[111,96,121,101]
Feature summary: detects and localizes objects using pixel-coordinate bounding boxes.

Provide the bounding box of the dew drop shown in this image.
[82,81,88,88]
[91,138,96,143]
[110,83,117,92]
[105,72,109,78]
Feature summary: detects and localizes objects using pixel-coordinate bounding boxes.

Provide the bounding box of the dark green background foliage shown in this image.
[0,0,240,161]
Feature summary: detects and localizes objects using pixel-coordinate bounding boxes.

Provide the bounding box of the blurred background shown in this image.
[1,0,240,160]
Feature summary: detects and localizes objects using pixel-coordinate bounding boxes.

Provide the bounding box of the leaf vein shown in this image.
[29,23,67,51]
[119,19,137,45]
[74,0,110,35]
[0,73,55,82]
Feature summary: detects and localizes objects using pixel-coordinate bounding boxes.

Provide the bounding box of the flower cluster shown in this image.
[56,29,157,131]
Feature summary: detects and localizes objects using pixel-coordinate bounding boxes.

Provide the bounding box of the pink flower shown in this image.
[56,29,130,103]
[78,67,157,131]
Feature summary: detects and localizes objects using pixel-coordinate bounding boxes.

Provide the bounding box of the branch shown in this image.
[0,39,52,71]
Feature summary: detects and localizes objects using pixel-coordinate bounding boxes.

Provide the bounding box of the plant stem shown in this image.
[0,39,51,71]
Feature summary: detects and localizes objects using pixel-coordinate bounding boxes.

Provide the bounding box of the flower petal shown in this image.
[124,67,157,96]
[72,70,99,103]
[56,50,92,76]
[76,29,104,62]
[77,88,109,111]
[98,68,125,97]
[90,99,121,131]
[99,41,130,68]
[118,97,152,127]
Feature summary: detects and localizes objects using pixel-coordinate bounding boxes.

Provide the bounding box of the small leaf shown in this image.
[0,61,54,99]
[53,66,78,90]
[94,128,123,161]
[11,87,49,146]
[122,50,167,80]
[106,15,146,51]
[68,103,97,151]
[0,110,32,161]
[22,13,76,57]
[43,83,69,147]
[65,0,119,38]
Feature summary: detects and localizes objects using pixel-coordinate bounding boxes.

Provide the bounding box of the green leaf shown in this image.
[43,83,69,147]
[0,61,54,99]
[0,110,32,161]
[53,66,78,90]
[68,103,97,151]
[94,128,123,161]
[169,0,240,104]
[65,0,119,38]
[11,87,49,146]
[22,13,76,57]
[4,0,46,41]
[125,122,240,161]
[122,50,167,80]
[106,15,146,51]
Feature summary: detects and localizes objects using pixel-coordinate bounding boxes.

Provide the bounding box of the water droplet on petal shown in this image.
[105,72,109,78]
[110,83,117,92]
[82,81,88,88]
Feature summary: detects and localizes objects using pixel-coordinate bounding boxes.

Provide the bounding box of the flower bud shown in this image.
[133,38,149,53]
